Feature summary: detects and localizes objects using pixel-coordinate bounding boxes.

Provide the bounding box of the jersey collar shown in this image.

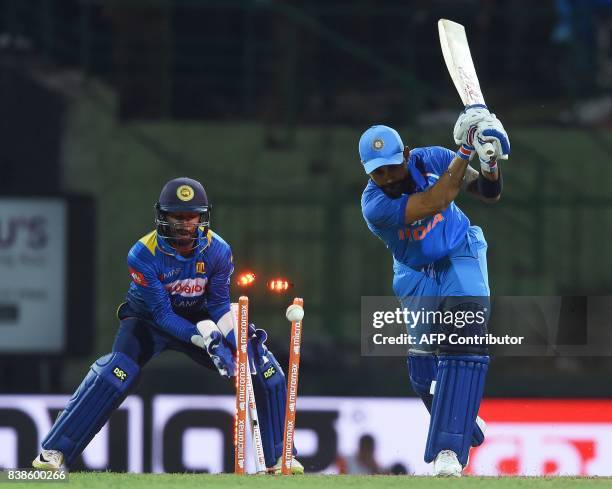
[407,154,428,192]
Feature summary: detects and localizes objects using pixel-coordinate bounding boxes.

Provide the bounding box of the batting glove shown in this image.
[453,104,490,146]
[474,114,510,172]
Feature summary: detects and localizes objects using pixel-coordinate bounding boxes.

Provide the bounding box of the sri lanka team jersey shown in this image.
[361,146,470,268]
[124,227,233,343]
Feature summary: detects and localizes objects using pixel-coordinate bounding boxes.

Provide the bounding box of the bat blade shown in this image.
[438,19,485,106]
[438,19,495,160]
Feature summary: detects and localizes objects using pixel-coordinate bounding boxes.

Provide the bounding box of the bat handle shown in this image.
[476,141,496,162]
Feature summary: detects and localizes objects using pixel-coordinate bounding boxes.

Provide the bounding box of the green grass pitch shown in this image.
[8,473,612,489]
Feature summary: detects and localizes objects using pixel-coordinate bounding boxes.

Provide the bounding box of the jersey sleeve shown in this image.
[206,245,234,323]
[361,186,409,229]
[426,146,456,175]
[127,245,198,343]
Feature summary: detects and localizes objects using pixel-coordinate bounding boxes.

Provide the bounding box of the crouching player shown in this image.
[32,177,304,474]
[359,106,509,476]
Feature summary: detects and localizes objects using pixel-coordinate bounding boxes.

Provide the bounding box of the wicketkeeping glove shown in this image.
[205,330,236,378]
[191,326,236,378]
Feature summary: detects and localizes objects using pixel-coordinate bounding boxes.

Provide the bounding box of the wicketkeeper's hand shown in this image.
[191,322,236,378]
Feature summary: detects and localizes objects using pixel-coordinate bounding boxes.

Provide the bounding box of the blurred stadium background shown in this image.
[1,0,612,476]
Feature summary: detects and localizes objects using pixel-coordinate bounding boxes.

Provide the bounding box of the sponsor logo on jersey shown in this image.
[159,268,182,281]
[129,267,148,286]
[196,262,206,274]
[398,213,444,242]
[164,277,208,297]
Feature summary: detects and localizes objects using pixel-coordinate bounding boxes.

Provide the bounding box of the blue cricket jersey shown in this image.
[361,146,470,268]
[124,226,233,343]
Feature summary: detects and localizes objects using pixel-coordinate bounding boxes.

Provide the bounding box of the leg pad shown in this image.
[408,354,486,447]
[42,352,140,466]
[248,331,288,468]
[424,355,489,466]
[407,353,437,412]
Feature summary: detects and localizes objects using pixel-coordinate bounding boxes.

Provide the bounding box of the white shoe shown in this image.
[433,450,462,477]
[269,456,304,474]
[32,450,64,470]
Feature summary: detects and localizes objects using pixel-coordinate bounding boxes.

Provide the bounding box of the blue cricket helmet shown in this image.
[156,177,209,213]
[154,177,212,252]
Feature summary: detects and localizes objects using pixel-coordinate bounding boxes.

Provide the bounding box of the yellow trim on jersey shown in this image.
[139,230,158,255]
[198,226,214,249]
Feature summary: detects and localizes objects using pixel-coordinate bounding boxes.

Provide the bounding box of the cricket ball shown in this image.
[286,304,304,322]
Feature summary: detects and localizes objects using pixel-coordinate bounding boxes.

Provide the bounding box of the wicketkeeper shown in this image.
[32,177,304,474]
[359,106,509,476]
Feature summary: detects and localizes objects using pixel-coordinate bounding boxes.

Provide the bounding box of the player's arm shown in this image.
[192,249,236,378]
[129,246,235,378]
[128,251,198,343]
[457,107,508,205]
[402,106,493,223]
[404,154,470,223]
[202,248,235,344]
[206,251,233,324]
[462,165,502,203]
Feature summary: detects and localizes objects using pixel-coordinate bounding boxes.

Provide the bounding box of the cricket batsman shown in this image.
[32,177,304,474]
[359,105,509,476]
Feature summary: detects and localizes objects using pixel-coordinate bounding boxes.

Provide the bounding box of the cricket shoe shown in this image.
[32,450,65,471]
[269,457,305,475]
[433,450,462,477]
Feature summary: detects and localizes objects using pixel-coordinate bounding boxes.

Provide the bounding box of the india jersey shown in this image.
[124,227,233,343]
[361,146,470,268]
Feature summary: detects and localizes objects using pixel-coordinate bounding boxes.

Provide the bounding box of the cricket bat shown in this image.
[438,19,496,160]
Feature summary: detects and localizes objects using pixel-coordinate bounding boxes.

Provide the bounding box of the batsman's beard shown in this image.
[381,176,414,199]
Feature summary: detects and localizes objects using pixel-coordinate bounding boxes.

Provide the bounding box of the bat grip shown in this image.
[476,141,496,162]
